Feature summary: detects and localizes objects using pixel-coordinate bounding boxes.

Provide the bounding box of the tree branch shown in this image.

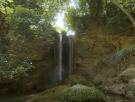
[112,0,135,28]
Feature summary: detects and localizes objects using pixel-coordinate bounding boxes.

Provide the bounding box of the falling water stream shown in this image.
[58,33,63,81]
[53,0,76,82]
[57,33,74,82]
[69,36,74,74]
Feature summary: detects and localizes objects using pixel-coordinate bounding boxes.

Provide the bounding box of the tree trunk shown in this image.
[112,0,135,28]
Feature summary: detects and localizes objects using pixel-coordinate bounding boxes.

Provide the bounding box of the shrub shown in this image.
[58,84,110,102]
[0,54,34,81]
[110,46,135,64]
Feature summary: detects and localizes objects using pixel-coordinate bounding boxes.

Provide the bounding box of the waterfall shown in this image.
[69,36,74,74]
[58,33,63,81]
[52,32,74,83]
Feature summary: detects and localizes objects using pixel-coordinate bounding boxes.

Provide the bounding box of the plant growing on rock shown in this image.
[111,46,135,64]
[57,84,111,102]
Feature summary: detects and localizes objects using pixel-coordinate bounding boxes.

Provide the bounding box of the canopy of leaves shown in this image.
[65,0,135,34]
[7,0,70,42]
[7,6,55,41]
[0,0,70,92]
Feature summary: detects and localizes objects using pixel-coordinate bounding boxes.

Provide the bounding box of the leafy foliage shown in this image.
[0,0,71,93]
[65,7,91,33]
[105,0,135,34]
[7,0,69,42]
[65,0,105,32]
[111,46,135,64]
[7,6,55,41]
[0,54,34,81]
[0,0,14,14]
[58,84,110,102]
[65,0,135,34]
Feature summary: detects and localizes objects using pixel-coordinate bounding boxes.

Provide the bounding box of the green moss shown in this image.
[131,83,135,102]
[65,75,88,85]
[26,84,111,102]
[26,85,70,102]
[57,84,110,102]
[26,95,48,102]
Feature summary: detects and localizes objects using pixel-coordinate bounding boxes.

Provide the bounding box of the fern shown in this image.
[58,84,110,102]
[110,46,135,64]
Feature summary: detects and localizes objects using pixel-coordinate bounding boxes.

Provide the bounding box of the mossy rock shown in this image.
[26,85,70,102]
[57,84,110,102]
[26,84,110,102]
[131,81,135,102]
[26,95,48,102]
[65,75,88,85]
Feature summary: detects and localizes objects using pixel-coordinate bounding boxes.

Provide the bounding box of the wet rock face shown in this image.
[120,69,135,82]
[119,67,135,83]
[100,66,135,102]
[109,84,127,96]
[62,35,70,78]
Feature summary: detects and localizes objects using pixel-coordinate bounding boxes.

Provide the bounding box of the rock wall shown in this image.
[75,32,135,102]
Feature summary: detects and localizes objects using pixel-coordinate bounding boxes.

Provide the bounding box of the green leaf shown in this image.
[2,7,14,14]
[7,0,13,3]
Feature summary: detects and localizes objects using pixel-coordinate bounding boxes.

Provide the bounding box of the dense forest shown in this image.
[0,0,135,102]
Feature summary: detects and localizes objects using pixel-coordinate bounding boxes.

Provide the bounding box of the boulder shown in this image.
[119,68,135,82]
[108,84,126,96]
[108,84,132,98]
